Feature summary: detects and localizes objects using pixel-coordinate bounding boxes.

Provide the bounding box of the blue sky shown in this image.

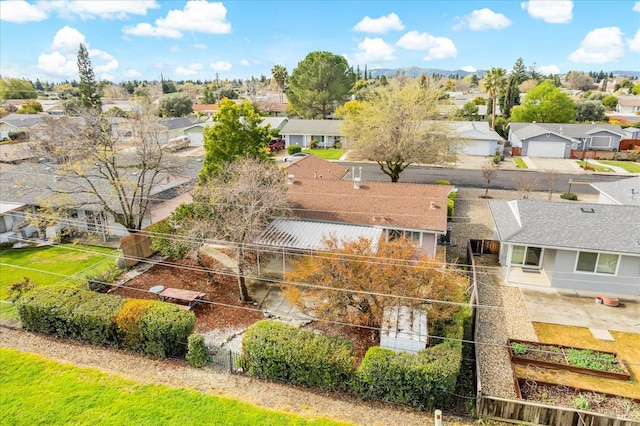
[1,1,639,83]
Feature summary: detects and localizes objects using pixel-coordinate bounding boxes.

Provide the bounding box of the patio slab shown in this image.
[589,328,615,341]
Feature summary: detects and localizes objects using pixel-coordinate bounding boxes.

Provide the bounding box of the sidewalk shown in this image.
[454,154,588,174]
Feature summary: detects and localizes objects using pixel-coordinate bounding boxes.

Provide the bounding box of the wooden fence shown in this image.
[569,149,635,160]
[119,228,155,267]
[477,395,638,426]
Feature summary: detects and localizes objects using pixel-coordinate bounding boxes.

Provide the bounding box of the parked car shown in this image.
[283,152,309,162]
[268,138,285,152]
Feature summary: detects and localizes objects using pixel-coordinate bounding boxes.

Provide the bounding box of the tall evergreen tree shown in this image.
[500,75,520,118]
[76,43,101,109]
[511,57,528,85]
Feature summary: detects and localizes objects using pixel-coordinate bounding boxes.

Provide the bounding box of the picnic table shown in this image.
[159,288,206,310]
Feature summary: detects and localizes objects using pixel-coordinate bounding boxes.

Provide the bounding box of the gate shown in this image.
[469,239,500,256]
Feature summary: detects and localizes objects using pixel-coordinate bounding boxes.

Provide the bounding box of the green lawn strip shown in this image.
[575,161,613,172]
[512,158,527,168]
[0,349,349,426]
[304,149,345,160]
[0,244,116,301]
[597,160,640,173]
[531,324,640,400]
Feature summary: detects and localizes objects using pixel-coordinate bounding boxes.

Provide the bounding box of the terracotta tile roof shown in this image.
[283,154,348,180]
[287,178,452,232]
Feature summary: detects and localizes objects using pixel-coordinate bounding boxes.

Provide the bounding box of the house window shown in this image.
[387,229,420,243]
[576,252,618,275]
[511,245,542,267]
[589,136,612,148]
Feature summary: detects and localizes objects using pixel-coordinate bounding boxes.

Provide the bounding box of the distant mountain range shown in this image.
[367,67,640,79]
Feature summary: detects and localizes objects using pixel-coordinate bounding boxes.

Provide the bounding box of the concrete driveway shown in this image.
[519,287,640,335]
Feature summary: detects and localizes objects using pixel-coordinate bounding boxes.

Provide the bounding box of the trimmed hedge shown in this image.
[434,179,450,185]
[242,320,355,391]
[357,341,462,410]
[16,287,195,358]
[186,333,209,368]
[287,145,302,155]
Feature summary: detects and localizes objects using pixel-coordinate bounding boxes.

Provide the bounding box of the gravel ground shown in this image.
[0,327,475,426]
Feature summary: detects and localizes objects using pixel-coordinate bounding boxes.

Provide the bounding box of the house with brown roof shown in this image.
[616,96,640,114]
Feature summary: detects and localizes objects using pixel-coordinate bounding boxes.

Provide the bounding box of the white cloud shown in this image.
[100,73,114,81]
[194,43,207,49]
[0,0,48,23]
[461,66,477,73]
[174,63,203,76]
[353,38,397,63]
[455,8,511,31]
[123,69,142,78]
[568,27,624,63]
[52,26,86,53]
[240,58,260,66]
[123,1,231,39]
[210,61,232,71]
[634,2,640,12]
[538,65,561,75]
[521,1,573,24]
[628,29,640,53]
[353,13,404,34]
[37,27,119,79]
[43,0,160,20]
[395,31,457,60]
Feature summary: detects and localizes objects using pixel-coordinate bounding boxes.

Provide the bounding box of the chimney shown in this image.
[354,177,361,189]
[287,174,295,185]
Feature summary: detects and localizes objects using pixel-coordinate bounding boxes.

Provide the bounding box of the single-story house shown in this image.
[616,96,640,114]
[0,114,45,140]
[508,122,626,158]
[590,176,640,206]
[0,162,196,241]
[0,202,36,243]
[489,199,640,296]
[449,121,504,156]
[279,119,346,149]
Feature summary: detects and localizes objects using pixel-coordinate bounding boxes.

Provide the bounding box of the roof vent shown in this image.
[287,174,295,185]
[580,207,595,213]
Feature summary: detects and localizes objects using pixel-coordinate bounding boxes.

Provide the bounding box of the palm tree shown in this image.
[271,64,288,103]
[483,67,507,129]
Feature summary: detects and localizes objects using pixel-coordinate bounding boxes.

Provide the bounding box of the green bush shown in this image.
[560,192,578,200]
[16,287,194,358]
[310,140,319,149]
[357,341,462,410]
[434,179,450,185]
[186,333,209,368]
[243,320,355,391]
[287,145,302,155]
[85,263,121,293]
[447,199,455,219]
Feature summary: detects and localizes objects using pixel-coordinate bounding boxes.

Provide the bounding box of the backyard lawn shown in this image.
[0,244,116,317]
[304,149,345,160]
[513,323,640,400]
[597,160,640,173]
[0,349,347,426]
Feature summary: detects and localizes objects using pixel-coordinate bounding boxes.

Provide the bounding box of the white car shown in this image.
[283,152,309,162]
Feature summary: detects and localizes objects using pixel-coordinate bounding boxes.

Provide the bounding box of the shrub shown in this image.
[7,277,36,302]
[434,179,450,185]
[560,192,578,201]
[243,320,355,391]
[357,341,462,410]
[85,263,121,293]
[333,140,342,149]
[68,292,124,345]
[186,333,209,368]
[310,140,319,149]
[447,199,455,219]
[137,303,195,357]
[115,299,154,350]
[287,145,302,155]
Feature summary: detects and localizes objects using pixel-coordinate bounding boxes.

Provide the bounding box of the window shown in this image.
[511,245,542,267]
[589,136,612,148]
[576,252,618,275]
[387,229,420,243]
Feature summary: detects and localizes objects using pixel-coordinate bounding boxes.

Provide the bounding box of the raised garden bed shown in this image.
[508,339,630,380]
[517,379,640,420]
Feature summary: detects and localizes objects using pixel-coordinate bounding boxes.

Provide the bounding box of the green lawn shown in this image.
[304,149,345,160]
[575,160,613,172]
[598,160,640,173]
[0,244,116,302]
[0,349,348,426]
[512,158,527,168]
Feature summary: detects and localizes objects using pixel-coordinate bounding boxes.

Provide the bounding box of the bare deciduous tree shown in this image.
[513,173,538,199]
[540,169,558,200]
[481,161,499,198]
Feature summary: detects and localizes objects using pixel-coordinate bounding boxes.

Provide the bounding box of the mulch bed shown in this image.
[519,380,640,420]
[111,254,264,333]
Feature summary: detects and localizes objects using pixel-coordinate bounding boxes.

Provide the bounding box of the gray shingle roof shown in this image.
[0,114,45,129]
[590,176,640,206]
[509,122,625,140]
[489,199,640,254]
[280,119,342,135]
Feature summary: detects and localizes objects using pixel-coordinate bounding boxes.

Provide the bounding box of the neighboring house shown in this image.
[0,162,196,240]
[590,176,640,206]
[508,122,626,158]
[193,104,218,116]
[0,114,45,140]
[279,119,346,148]
[0,202,36,243]
[489,199,640,296]
[281,175,452,257]
[616,96,640,114]
[449,121,504,156]
[0,142,34,164]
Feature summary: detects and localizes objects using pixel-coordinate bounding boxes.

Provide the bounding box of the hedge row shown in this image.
[242,320,355,391]
[16,287,195,358]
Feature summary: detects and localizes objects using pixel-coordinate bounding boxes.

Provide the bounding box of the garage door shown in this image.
[463,141,494,156]
[289,135,304,146]
[527,141,566,158]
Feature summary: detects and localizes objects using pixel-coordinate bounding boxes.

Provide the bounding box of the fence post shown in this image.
[434,409,443,426]
[228,350,233,373]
